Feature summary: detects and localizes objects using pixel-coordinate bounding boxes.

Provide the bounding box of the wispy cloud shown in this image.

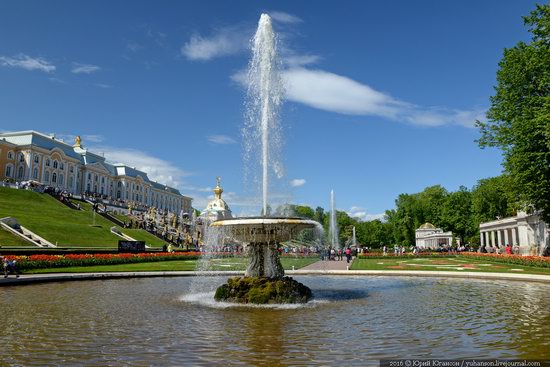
[290,178,306,187]
[93,83,112,89]
[0,54,55,73]
[268,11,303,24]
[181,26,249,61]
[126,41,142,53]
[347,206,386,222]
[97,146,191,189]
[57,134,105,144]
[207,135,237,144]
[71,63,101,74]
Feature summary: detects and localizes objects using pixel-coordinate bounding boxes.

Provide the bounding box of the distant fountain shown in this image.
[209,14,316,304]
[352,226,356,248]
[329,190,339,249]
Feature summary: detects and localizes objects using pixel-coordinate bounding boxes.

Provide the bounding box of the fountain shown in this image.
[210,13,317,304]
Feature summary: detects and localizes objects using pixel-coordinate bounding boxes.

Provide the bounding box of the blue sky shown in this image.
[0,1,539,219]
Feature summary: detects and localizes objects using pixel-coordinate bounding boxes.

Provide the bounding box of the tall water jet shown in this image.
[329,190,339,248]
[210,13,317,304]
[243,13,284,216]
[352,226,356,248]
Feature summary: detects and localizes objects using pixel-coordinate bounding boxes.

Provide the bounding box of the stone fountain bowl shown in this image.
[209,216,318,244]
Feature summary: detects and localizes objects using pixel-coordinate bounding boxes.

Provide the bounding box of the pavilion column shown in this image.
[512,227,518,246]
[497,230,502,248]
[491,231,496,247]
[480,232,485,247]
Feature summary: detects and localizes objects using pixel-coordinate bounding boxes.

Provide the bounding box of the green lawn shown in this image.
[351,256,550,275]
[0,227,35,246]
[26,256,319,273]
[0,187,164,248]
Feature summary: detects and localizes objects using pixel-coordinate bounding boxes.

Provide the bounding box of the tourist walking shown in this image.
[345,247,352,263]
[3,257,19,278]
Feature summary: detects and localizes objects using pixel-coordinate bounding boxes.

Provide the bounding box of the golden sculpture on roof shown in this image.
[74,135,82,148]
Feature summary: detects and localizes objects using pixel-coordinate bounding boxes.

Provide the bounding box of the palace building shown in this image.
[0,130,192,214]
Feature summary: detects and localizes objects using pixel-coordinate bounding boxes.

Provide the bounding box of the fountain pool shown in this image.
[1,276,549,365]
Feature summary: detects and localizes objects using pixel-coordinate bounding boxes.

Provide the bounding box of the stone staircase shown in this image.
[47,192,81,210]
[0,217,56,247]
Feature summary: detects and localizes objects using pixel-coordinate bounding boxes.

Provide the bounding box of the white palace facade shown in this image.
[0,130,192,214]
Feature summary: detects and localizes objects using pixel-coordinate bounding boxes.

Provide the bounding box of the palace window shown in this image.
[101,177,105,184]
[117,182,121,188]
[44,171,50,183]
[69,166,74,173]
[60,162,64,170]
[88,173,92,181]
[33,168,38,180]
[94,175,98,182]
[7,151,14,160]
[53,160,58,169]
[117,190,121,199]
[59,174,64,185]
[45,158,50,167]
[5,165,12,178]
[34,155,39,163]
[18,153,24,162]
[69,176,73,188]
[17,166,24,179]
[52,172,57,183]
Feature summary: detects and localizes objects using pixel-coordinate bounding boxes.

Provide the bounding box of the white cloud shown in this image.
[71,63,101,74]
[181,27,249,61]
[0,54,55,73]
[347,206,386,222]
[232,66,485,128]
[268,11,303,24]
[207,135,237,144]
[290,178,306,187]
[95,146,192,189]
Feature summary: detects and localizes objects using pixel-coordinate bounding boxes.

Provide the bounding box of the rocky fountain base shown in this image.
[209,217,317,304]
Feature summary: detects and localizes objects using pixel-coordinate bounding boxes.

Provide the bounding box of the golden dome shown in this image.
[419,222,436,229]
[213,176,223,199]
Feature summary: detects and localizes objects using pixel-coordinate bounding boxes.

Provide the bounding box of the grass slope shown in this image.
[0,187,164,248]
[0,227,34,246]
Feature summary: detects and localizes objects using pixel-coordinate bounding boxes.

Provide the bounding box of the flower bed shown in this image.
[356,252,456,259]
[461,252,550,268]
[2,252,204,271]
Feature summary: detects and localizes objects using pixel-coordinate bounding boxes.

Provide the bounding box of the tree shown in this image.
[477,4,550,223]
[440,186,474,244]
[471,175,516,223]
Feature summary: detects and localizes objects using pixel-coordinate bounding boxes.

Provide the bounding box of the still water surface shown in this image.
[1,276,549,366]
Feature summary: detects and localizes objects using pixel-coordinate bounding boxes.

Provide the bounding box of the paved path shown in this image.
[300,259,353,271]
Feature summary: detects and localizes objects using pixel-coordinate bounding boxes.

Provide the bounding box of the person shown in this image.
[1,255,7,278]
[505,244,512,254]
[3,257,19,278]
[345,247,352,263]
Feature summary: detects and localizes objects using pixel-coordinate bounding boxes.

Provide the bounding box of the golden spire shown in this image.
[213,176,223,199]
[74,135,82,148]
